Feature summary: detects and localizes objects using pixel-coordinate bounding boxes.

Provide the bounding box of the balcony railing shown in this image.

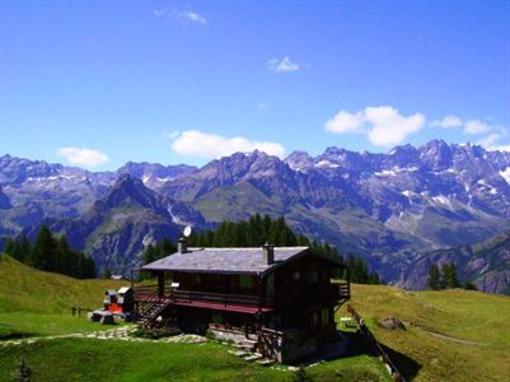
[172,289,269,307]
[134,285,272,307]
[134,281,349,309]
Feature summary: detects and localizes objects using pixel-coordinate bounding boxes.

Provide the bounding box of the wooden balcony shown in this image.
[134,284,274,314]
[134,281,349,314]
[172,289,272,307]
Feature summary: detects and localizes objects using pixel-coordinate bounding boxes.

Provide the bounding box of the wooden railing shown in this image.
[338,281,350,300]
[134,281,349,308]
[134,286,272,307]
[172,289,266,306]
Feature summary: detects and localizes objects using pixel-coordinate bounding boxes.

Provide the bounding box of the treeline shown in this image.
[142,238,177,265]
[2,226,96,279]
[189,215,308,248]
[181,214,381,284]
[428,263,476,291]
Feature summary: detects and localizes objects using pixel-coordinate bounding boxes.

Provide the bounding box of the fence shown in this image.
[346,304,406,382]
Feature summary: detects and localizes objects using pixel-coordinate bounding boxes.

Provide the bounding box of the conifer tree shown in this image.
[156,238,176,258]
[428,264,442,290]
[30,225,58,272]
[187,214,382,285]
[143,244,157,265]
[442,263,461,289]
[464,281,478,291]
[4,227,96,279]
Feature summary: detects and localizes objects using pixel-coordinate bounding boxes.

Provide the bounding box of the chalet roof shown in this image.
[141,246,333,275]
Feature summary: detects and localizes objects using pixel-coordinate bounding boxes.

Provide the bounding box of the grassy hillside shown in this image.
[0,255,122,314]
[0,254,124,338]
[340,284,510,382]
[0,254,391,381]
[2,254,508,381]
[0,340,297,382]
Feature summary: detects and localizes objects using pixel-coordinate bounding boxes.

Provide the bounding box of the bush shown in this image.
[132,326,181,339]
[464,282,478,291]
[205,329,216,340]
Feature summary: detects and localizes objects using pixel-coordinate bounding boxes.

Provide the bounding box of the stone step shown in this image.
[244,353,264,362]
[256,358,275,366]
[233,343,256,351]
[233,350,251,357]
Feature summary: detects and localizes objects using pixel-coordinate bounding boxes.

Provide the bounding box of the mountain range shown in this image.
[1,140,510,292]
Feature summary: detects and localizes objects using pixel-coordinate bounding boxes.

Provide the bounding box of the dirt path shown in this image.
[414,326,488,346]
[0,327,206,347]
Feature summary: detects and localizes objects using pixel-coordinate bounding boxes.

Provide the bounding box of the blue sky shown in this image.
[0,0,509,170]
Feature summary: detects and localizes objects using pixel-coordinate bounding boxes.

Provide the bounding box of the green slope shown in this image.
[0,255,124,338]
[0,255,122,314]
[4,254,506,381]
[341,284,510,382]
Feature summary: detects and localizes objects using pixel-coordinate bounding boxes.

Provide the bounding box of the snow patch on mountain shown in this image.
[499,167,510,185]
[431,195,452,208]
[477,179,498,195]
[375,169,397,177]
[315,160,339,169]
[375,166,419,177]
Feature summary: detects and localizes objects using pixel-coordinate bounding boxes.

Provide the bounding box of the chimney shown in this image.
[262,242,274,265]
[178,236,187,254]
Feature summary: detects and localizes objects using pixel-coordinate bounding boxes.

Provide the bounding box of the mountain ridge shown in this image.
[1,140,510,290]
[402,230,510,294]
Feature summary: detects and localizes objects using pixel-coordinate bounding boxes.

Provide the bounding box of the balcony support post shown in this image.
[157,271,165,298]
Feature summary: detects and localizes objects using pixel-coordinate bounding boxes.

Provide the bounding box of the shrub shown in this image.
[132,326,181,339]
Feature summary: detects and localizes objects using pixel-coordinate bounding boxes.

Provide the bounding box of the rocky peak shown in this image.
[99,174,161,210]
[418,139,453,170]
[284,151,315,172]
[0,154,64,185]
[319,147,368,171]
[117,161,197,180]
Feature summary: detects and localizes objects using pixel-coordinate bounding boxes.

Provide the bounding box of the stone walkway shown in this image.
[0,326,206,348]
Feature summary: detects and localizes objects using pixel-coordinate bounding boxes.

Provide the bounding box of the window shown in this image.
[309,269,319,284]
[240,275,254,288]
[311,312,318,326]
[321,308,330,326]
[265,274,275,297]
[293,271,301,280]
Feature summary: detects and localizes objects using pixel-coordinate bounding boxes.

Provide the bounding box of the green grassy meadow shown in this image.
[340,284,510,382]
[1,254,508,381]
[0,255,124,339]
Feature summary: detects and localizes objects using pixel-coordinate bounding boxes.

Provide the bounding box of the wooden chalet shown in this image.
[134,238,350,363]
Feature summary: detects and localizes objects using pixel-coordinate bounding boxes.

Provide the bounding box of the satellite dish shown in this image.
[183,225,192,238]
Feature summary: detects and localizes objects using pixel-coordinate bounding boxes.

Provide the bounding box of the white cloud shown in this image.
[153,8,206,25]
[464,119,491,135]
[325,110,364,134]
[178,11,206,24]
[56,147,109,168]
[431,114,494,135]
[325,106,425,147]
[489,144,510,153]
[171,130,285,159]
[267,56,300,73]
[477,133,501,148]
[153,8,168,17]
[430,115,463,129]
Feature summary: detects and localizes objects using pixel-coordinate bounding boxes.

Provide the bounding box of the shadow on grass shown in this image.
[0,332,35,341]
[341,330,422,381]
[0,324,35,341]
